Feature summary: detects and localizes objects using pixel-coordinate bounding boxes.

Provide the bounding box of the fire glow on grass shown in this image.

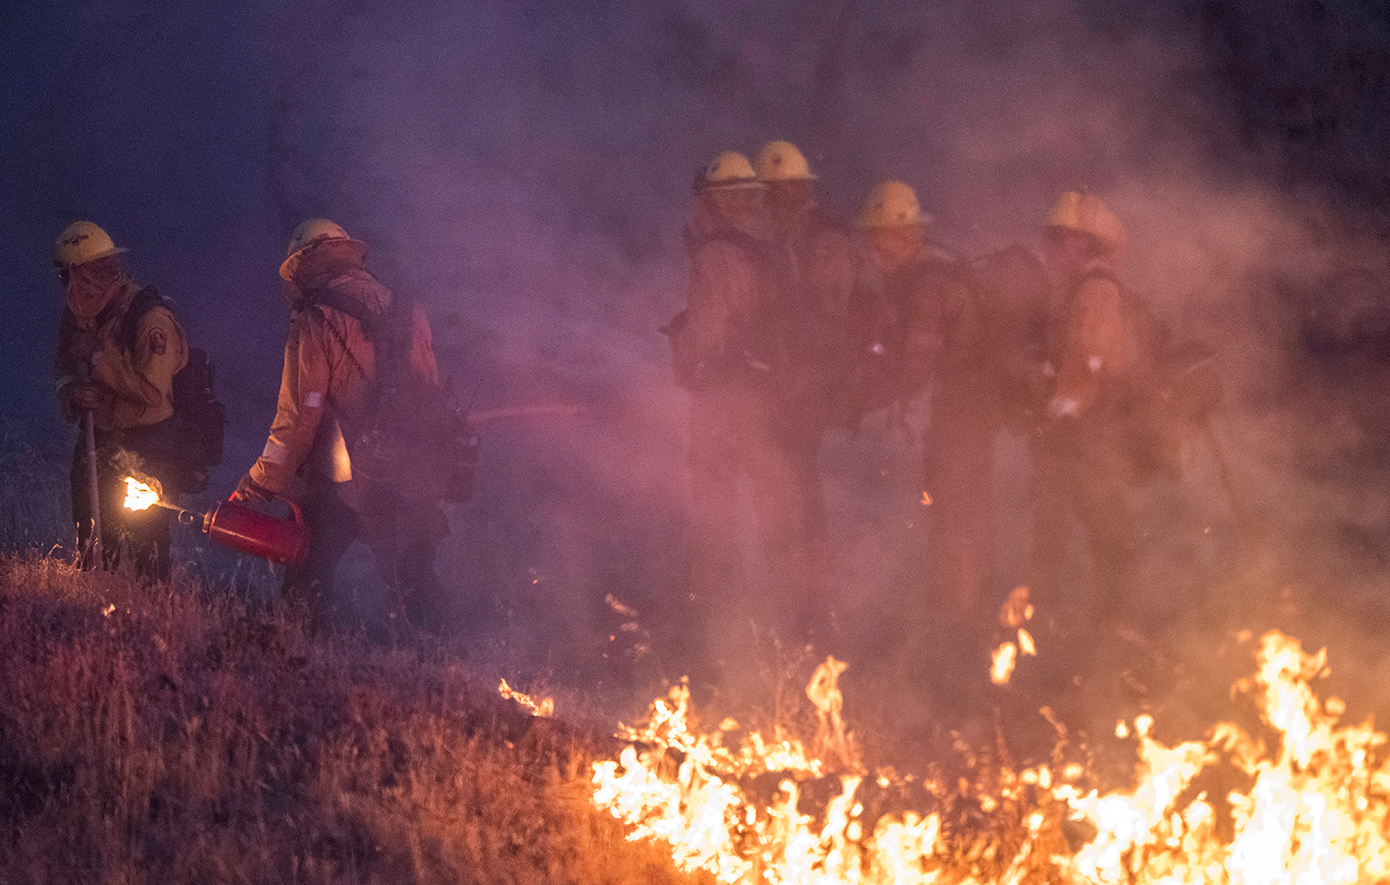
[123,477,160,511]
[592,632,1390,884]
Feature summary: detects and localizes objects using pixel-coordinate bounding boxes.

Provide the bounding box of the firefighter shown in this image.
[858,182,992,620]
[233,219,448,632]
[754,140,857,621]
[1026,191,1141,627]
[666,150,814,644]
[52,221,189,580]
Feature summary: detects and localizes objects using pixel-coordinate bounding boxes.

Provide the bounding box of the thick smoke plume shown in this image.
[3,0,1390,724]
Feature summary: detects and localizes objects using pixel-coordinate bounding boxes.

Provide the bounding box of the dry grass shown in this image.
[0,553,705,885]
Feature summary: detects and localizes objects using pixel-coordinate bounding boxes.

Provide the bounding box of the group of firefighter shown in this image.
[48,139,1214,649]
[671,141,1217,657]
[51,218,450,630]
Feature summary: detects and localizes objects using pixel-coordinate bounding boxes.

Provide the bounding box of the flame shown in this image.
[498,679,554,717]
[991,586,1036,685]
[593,631,1390,883]
[990,641,1018,685]
[123,476,160,511]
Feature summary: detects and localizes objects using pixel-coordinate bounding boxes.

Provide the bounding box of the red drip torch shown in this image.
[199,496,310,566]
[124,478,309,566]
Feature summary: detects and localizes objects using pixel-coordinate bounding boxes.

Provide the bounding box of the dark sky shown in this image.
[3,0,1390,687]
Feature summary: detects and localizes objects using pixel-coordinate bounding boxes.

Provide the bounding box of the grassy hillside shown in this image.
[0,554,701,885]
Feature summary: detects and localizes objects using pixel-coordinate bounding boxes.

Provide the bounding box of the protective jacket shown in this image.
[670,205,788,392]
[55,283,188,431]
[778,205,857,424]
[250,265,439,494]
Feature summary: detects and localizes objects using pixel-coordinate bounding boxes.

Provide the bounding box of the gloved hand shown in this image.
[232,472,275,503]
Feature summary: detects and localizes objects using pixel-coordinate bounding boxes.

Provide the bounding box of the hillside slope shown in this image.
[0,555,699,885]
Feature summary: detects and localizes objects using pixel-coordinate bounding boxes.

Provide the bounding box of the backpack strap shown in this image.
[119,287,175,355]
[300,279,413,402]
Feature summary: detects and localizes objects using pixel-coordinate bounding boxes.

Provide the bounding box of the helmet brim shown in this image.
[55,245,128,269]
[279,237,367,282]
[856,215,931,229]
[693,179,765,193]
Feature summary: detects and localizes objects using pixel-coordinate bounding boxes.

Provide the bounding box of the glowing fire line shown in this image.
[592,633,1390,884]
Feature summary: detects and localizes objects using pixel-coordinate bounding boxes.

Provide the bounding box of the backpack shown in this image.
[305,286,477,505]
[833,246,973,426]
[663,228,791,392]
[120,288,226,493]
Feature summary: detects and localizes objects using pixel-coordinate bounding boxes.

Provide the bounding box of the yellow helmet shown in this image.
[279,218,365,281]
[857,181,931,228]
[53,221,127,268]
[1046,191,1125,253]
[694,151,763,191]
[755,140,817,182]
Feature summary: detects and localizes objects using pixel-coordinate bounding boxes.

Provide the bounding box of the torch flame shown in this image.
[123,477,160,511]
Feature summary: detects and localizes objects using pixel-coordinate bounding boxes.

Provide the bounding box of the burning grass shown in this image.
[7,549,1390,884]
[0,554,700,884]
[592,631,1390,884]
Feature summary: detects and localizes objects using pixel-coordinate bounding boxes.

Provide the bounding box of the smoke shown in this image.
[4,0,1390,721]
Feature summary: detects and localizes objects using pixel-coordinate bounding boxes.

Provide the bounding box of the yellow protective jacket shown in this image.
[54,284,188,431]
[250,267,439,494]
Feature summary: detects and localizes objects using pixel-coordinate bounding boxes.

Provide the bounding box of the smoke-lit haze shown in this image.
[4,0,1390,717]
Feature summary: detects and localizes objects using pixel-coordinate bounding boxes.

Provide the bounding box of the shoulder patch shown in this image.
[149,328,168,356]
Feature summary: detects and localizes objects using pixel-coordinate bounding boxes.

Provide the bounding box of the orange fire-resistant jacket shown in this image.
[54,283,188,431]
[249,267,439,494]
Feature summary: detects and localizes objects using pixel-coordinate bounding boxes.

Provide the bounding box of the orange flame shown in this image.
[594,631,1390,883]
[498,679,554,717]
[991,586,1036,685]
[122,476,160,511]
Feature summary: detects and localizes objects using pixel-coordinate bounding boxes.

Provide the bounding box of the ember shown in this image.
[594,632,1390,883]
